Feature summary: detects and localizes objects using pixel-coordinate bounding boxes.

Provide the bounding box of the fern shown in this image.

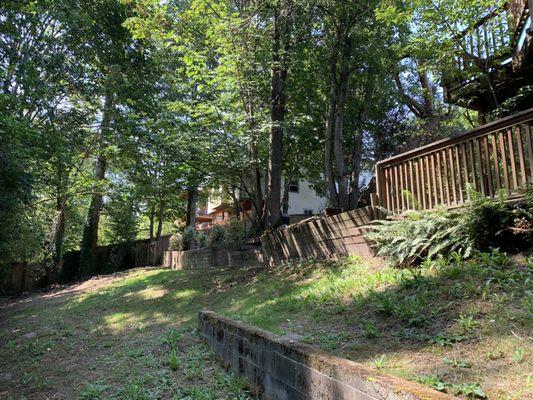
[365,210,473,268]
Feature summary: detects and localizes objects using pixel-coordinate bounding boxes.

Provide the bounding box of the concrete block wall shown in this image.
[199,310,456,400]
[163,241,264,270]
[260,206,383,265]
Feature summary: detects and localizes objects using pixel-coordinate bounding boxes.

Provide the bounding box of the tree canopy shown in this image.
[3,0,512,278]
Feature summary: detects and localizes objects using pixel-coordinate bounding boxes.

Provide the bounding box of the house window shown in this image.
[288,180,299,193]
[303,209,313,216]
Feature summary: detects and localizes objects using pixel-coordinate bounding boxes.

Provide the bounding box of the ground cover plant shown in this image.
[367,191,533,267]
[1,251,531,399]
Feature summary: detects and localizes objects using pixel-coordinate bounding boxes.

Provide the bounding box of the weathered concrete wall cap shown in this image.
[199,310,458,400]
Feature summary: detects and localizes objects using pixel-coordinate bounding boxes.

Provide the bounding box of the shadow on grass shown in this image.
[55,253,531,398]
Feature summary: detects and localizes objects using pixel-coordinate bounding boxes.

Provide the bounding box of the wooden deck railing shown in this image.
[443,0,530,94]
[375,108,533,213]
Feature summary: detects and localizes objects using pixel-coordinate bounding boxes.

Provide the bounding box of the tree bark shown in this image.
[265,5,289,228]
[50,196,66,275]
[348,135,363,208]
[332,32,352,209]
[185,186,198,228]
[281,178,290,216]
[156,200,164,239]
[79,90,113,277]
[324,35,340,207]
[79,153,107,277]
[148,205,155,241]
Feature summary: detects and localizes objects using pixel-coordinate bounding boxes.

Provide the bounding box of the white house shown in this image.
[196,178,327,230]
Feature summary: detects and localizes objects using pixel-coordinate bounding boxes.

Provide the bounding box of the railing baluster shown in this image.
[469,140,478,191]
[516,125,527,187]
[420,158,427,209]
[454,145,464,204]
[526,124,533,182]
[461,142,470,198]
[442,150,451,206]
[476,138,487,196]
[491,132,502,191]
[507,127,519,190]
[415,158,422,209]
[437,151,445,203]
[385,167,392,211]
[499,129,510,192]
[408,160,415,209]
[430,153,439,205]
[483,135,494,196]
[399,163,405,211]
[448,147,458,204]
[394,164,401,211]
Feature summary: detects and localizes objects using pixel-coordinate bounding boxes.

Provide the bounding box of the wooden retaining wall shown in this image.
[260,206,383,266]
[163,241,264,270]
[164,207,384,270]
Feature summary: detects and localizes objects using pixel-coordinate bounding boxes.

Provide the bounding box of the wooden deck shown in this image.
[375,108,533,213]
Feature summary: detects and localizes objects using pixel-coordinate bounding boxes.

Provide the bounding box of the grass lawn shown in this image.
[0,251,531,399]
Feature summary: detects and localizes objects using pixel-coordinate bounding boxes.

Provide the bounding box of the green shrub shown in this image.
[225,218,245,242]
[168,232,183,251]
[207,225,226,246]
[196,231,208,248]
[366,210,473,268]
[463,190,515,251]
[181,226,197,250]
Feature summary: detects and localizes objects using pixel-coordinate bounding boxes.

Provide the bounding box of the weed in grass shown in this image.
[372,355,387,370]
[362,321,378,339]
[449,383,487,399]
[180,386,216,400]
[117,381,152,400]
[395,328,431,342]
[168,349,181,371]
[456,314,479,333]
[315,333,349,350]
[417,374,447,392]
[512,348,525,363]
[442,357,471,368]
[79,382,108,400]
[21,372,33,385]
[431,332,471,346]
[163,328,183,348]
[184,348,206,379]
[127,348,145,359]
[485,349,504,360]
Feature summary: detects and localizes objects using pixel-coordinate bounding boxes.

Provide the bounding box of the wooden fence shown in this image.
[375,108,533,213]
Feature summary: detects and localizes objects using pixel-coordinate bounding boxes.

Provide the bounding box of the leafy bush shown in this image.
[225,218,245,242]
[207,225,226,246]
[366,210,473,268]
[168,232,183,251]
[181,226,197,250]
[196,231,208,248]
[463,190,516,251]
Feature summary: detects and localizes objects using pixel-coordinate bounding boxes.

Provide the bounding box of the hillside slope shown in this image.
[0,251,531,399]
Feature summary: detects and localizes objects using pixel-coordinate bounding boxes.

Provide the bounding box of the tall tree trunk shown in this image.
[48,195,66,280]
[348,135,363,208]
[148,205,155,241]
[79,91,113,277]
[156,200,164,239]
[185,185,198,251]
[185,186,198,228]
[79,154,107,277]
[228,188,241,220]
[324,28,342,208]
[281,178,290,216]
[265,6,288,228]
[333,32,352,209]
